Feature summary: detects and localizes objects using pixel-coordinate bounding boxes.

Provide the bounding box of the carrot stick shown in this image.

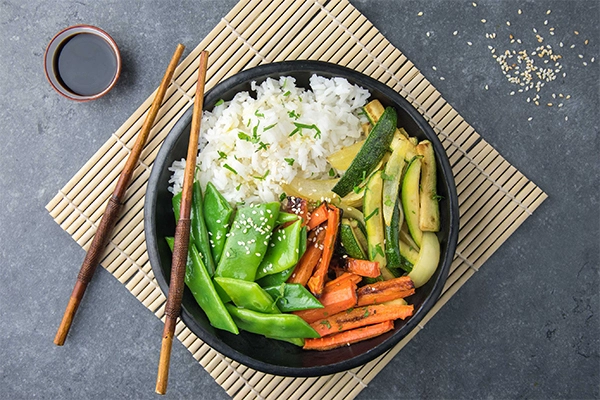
[311,303,414,337]
[356,276,415,306]
[303,320,394,351]
[294,279,357,324]
[307,202,328,230]
[346,258,381,278]
[308,205,340,296]
[287,228,326,286]
[324,272,362,288]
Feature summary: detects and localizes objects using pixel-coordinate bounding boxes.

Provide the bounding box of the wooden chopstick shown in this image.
[155,50,209,395]
[54,43,186,346]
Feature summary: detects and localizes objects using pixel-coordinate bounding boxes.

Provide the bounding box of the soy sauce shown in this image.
[54,33,118,96]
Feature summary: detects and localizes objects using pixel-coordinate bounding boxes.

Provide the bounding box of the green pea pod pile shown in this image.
[168,182,320,346]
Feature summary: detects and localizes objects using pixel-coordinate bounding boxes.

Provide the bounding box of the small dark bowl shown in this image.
[145,60,459,377]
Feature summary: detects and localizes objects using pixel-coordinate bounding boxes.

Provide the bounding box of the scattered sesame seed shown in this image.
[506,21,511,26]
[453,30,459,36]
[546,9,551,15]
[544,20,548,26]
[528,117,533,121]
[432,66,437,70]
[481,19,487,23]
[472,2,477,6]
[547,103,553,106]
[485,84,489,90]
[570,44,575,48]
[417,11,423,16]
[518,9,522,14]
[592,57,595,63]
[574,30,579,35]
[559,42,564,47]
[558,103,564,107]
[583,62,588,66]
[533,28,538,33]
[584,39,589,45]
[467,41,473,46]
[440,77,446,80]
[510,91,515,95]
[426,31,431,37]
[565,116,568,121]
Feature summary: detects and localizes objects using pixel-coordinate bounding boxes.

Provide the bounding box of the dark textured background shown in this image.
[0,0,597,398]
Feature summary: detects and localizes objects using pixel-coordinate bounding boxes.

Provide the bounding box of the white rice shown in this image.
[168,75,370,204]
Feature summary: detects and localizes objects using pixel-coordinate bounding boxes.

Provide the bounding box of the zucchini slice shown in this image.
[401,157,423,247]
[416,140,440,232]
[340,218,368,259]
[408,232,440,288]
[364,171,395,280]
[332,107,397,197]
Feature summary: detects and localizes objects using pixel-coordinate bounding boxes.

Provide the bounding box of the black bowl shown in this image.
[144,60,459,377]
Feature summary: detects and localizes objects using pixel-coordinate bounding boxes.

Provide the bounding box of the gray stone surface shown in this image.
[0,0,597,399]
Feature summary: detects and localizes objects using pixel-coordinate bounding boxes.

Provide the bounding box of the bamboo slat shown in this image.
[46,0,547,399]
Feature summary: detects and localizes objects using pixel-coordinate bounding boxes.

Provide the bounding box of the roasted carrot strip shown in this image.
[303,320,394,351]
[324,272,362,288]
[308,205,340,296]
[346,258,381,278]
[287,228,326,286]
[356,276,415,306]
[311,303,414,337]
[294,279,357,324]
[307,202,328,230]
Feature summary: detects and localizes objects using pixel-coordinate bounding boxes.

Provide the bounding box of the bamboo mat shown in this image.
[46,0,547,398]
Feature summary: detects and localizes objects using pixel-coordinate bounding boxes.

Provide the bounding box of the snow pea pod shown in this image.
[255,265,295,287]
[165,237,238,334]
[214,277,280,314]
[263,283,323,312]
[203,182,234,264]
[225,304,319,339]
[275,212,299,226]
[255,219,303,280]
[172,183,215,276]
[215,202,280,281]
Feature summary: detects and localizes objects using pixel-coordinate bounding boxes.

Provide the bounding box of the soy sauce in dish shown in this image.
[54,33,118,96]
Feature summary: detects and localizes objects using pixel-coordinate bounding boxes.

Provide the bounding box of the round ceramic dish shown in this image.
[44,25,121,101]
[144,60,459,377]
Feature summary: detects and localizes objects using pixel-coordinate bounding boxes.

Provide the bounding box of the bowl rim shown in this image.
[144,60,459,377]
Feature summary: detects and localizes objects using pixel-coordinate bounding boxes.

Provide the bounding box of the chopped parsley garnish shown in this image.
[287,110,300,120]
[353,185,362,194]
[254,110,264,118]
[255,141,270,152]
[253,169,270,181]
[328,168,336,177]
[432,194,444,201]
[374,244,385,258]
[384,198,393,207]
[264,123,277,131]
[215,99,225,107]
[283,90,291,97]
[361,170,367,182]
[282,78,287,89]
[223,163,238,175]
[238,132,252,141]
[320,320,332,329]
[235,183,242,191]
[279,192,287,202]
[217,150,227,160]
[364,207,379,222]
[363,308,370,318]
[284,157,295,166]
[291,122,321,139]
